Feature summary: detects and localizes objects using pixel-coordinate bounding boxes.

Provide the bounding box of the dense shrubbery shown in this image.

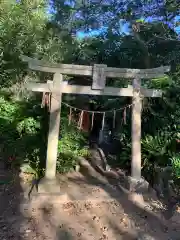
[0,96,88,176]
[110,78,180,184]
[0,95,44,175]
[57,109,90,173]
[120,132,180,182]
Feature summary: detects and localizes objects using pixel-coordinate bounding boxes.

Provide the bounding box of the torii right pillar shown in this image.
[131,77,142,181]
[129,77,149,193]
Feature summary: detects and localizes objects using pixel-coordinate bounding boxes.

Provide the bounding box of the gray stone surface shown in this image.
[128,176,149,193]
[38,177,60,193]
[137,233,156,240]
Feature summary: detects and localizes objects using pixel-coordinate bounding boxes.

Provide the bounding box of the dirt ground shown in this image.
[0,163,180,240]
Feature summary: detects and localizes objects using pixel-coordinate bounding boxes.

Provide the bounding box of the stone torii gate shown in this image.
[22,56,170,193]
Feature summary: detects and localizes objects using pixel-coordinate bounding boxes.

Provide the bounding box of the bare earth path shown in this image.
[0,162,180,240]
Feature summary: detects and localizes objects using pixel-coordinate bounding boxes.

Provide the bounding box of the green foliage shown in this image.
[120,131,177,172]
[57,114,89,173]
[0,96,89,176]
[171,154,180,179]
[0,96,20,121]
[149,76,173,89]
[0,96,45,175]
[141,132,173,166]
[0,0,47,86]
[17,117,40,136]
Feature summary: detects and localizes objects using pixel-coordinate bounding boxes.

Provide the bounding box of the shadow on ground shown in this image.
[0,162,24,239]
[63,161,180,240]
[0,156,179,240]
[20,158,179,240]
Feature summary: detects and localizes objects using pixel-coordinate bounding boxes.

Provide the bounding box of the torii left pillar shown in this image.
[38,73,62,193]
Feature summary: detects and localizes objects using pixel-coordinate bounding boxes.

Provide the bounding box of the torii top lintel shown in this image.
[21,55,170,79]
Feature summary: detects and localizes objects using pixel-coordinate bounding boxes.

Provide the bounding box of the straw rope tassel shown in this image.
[68,107,72,125]
[123,107,127,124]
[78,111,81,128]
[80,111,84,130]
[113,110,116,129]
[91,112,94,130]
[78,111,84,130]
[48,93,51,112]
[101,112,105,130]
[41,92,46,108]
